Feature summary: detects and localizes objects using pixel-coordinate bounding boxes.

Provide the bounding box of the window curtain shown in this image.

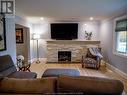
[115,19,127,32]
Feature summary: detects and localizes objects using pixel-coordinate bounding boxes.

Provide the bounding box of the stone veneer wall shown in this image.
[47,40,100,62]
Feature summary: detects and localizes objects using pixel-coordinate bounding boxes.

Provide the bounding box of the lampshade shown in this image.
[17,55,24,61]
[33,34,40,39]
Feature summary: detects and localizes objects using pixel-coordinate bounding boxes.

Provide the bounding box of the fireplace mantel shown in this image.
[47,40,100,45]
[47,40,100,63]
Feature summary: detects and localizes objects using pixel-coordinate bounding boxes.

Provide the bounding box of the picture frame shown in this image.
[0,13,6,51]
[16,28,23,43]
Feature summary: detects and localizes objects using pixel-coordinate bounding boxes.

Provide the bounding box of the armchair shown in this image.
[82,47,102,70]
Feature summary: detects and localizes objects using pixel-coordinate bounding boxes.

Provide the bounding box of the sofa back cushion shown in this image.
[0,77,57,94]
[0,55,16,76]
[57,75,124,95]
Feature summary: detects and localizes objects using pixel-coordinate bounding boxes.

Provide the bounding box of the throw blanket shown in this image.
[89,47,103,59]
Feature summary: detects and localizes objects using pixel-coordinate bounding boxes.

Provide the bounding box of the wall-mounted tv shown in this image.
[51,23,78,40]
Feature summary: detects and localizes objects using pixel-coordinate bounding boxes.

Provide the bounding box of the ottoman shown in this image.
[42,68,80,77]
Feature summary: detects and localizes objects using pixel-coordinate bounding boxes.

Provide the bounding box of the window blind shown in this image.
[115,19,127,32]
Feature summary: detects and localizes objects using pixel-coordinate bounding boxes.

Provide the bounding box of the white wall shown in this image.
[78,21,100,40]
[15,16,30,27]
[31,21,100,58]
[100,14,127,73]
[0,17,16,63]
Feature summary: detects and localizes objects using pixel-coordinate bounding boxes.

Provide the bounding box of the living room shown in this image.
[0,0,127,95]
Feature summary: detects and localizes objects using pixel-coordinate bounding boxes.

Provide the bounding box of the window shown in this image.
[115,19,127,56]
[116,31,127,53]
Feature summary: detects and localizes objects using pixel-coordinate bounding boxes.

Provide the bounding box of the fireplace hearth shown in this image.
[58,51,71,62]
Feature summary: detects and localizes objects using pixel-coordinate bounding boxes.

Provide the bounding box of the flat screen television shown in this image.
[51,23,78,40]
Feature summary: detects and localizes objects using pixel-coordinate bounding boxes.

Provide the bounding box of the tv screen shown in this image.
[51,23,78,40]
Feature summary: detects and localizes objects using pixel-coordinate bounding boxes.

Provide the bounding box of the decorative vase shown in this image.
[85,31,92,40]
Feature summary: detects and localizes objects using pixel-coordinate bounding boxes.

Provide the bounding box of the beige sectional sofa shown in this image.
[0,75,124,95]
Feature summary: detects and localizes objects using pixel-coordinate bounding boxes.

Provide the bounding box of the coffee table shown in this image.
[42,68,80,77]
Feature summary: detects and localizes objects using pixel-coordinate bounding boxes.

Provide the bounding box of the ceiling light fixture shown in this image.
[40,17,44,20]
[90,17,93,20]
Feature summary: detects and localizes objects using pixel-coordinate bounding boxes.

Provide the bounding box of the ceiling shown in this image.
[15,0,127,23]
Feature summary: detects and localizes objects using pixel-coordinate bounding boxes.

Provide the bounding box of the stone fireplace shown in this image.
[47,40,100,63]
[58,51,71,62]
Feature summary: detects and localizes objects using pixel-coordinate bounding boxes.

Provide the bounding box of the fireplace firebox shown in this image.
[58,51,71,62]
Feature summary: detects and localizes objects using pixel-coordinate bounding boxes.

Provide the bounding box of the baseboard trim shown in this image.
[106,63,127,80]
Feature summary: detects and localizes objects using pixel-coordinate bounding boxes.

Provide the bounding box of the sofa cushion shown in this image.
[7,71,37,79]
[84,58,97,65]
[0,55,16,72]
[57,75,124,95]
[0,77,57,94]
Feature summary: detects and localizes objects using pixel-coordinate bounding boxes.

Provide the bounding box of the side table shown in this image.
[17,62,31,72]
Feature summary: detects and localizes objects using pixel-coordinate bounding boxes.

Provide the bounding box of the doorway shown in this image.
[15,24,30,62]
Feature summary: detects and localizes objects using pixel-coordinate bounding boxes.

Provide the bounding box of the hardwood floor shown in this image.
[30,58,127,95]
